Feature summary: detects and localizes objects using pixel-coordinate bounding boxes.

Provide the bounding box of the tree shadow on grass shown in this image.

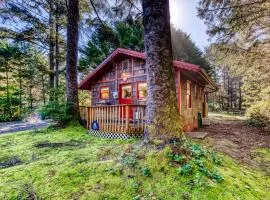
[34,140,86,149]
[0,156,22,169]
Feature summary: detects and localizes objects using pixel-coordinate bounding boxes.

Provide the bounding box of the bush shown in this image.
[246,100,270,128]
[121,152,138,168]
[208,103,222,112]
[17,182,42,200]
[166,139,224,184]
[38,101,72,126]
[140,166,151,177]
[177,163,193,175]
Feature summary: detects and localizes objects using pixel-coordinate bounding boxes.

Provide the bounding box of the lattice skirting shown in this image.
[89,130,143,139]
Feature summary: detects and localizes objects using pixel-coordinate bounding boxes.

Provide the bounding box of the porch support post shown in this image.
[203,94,208,118]
[125,105,130,133]
[177,70,181,114]
[87,107,90,129]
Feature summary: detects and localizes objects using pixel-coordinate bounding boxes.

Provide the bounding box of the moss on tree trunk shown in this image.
[142,0,182,140]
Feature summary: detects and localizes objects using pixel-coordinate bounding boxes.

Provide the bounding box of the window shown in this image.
[199,88,203,100]
[134,60,146,75]
[121,60,129,72]
[195,85,198,99]
[100,87,110,100]
[121,85,132,99]
[187,81,192,108]
[121,60,130,81]
[137,82,147,99]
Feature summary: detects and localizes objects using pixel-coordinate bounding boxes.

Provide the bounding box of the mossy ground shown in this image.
[0,125,269,199]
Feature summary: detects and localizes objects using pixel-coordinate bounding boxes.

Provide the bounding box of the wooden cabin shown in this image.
[79,48,217,137]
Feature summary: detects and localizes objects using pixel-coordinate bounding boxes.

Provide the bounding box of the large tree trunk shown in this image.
[41,74,46,105]
[55,23,59,89]
[55,3,60,90]
[49,2,55,102]
[29,86,33,110]
[238,79,242,111]
[227,74,230,111]
[18,64,23,109]
[5,65,12,119]
[142,0,182,140]
[66,0,79,120]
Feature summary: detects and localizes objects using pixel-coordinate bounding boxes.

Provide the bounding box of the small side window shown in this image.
[121,60,129,72]
[200,88,203,100]
[100,86,110,100]
[187,81,192,108]
[137,82,147,99]
[195,85,198,99]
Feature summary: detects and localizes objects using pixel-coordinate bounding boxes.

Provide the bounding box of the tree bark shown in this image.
[55,3,60,90]
[49,1,55,101]
[227,73,230,111]
[29,86,33,110]
[66,0,79,120]
[18,64,23,109]
[5,64,12,119]
[142,0,182,140]
[239,79,242,111]
[41,74,46,105]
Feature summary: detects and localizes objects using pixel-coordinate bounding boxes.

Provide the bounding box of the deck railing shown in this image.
[79,105,146,134]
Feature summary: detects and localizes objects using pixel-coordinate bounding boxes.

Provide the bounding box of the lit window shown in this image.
[100,87,109,100]
[187,82,192,108]
[195,85,198,98]
[137,82,147,99]
[121,85,132,99]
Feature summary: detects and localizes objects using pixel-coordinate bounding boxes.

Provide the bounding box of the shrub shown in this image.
[246,100,270,128]
[208,103,222,112]
[107,166,122,176]
[208,150,222,165]
[0,114,11,122]
[140,166,151,177]
[177,163,193,175]
[166,139,224,184]
[191,144,205,158]
[17,182,42,200]
[121,152,137,168]
[38,101,72,126]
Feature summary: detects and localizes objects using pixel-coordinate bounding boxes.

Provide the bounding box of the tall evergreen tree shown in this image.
[0,0,67,101]
[171,28,215,78]
[0,41,48,122]
[66,0,80,120]
[79,19,144,72]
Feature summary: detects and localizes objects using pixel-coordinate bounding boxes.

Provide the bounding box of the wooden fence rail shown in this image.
[79,105,146,134]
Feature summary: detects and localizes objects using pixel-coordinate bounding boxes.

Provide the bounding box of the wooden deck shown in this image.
[79,105,146,134]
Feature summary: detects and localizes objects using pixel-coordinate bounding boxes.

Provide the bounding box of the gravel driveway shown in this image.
[0,120,52,134]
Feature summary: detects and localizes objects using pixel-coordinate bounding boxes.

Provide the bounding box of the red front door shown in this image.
[119,84,133,119]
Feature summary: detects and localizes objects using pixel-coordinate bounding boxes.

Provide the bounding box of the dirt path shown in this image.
[200,113,270,174]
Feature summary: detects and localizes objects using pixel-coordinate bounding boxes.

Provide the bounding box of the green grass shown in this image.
[0,125,269,199]
[252,148,270,164]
